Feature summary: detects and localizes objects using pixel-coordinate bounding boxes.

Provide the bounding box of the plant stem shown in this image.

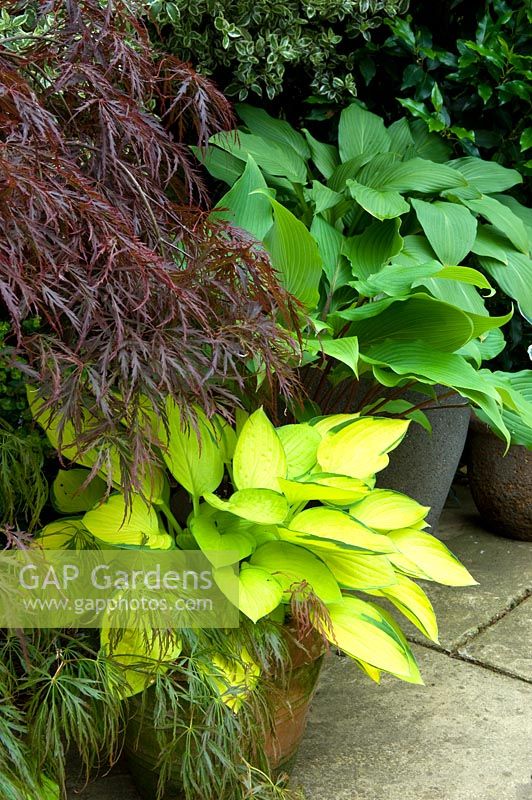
[367,380,418,415]
[192,494,200,518]
[159,502,184,539]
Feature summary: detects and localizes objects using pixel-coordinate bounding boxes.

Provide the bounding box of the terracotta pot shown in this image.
[124,629,324,799]
[467,418,532,541]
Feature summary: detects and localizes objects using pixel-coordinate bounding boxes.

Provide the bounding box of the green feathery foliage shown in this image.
[0,421,48,531]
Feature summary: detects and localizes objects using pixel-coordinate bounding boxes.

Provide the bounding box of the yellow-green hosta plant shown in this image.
[32,398,476,690]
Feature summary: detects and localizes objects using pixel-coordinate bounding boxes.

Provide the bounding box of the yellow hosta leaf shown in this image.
[51,469,107,514]
[189,515,255,568]
[29,388,166,502]
[310,414,360,436]
[100,627,181,698]
[205,647,260,712]
[278,475,370,505]
[353,658,381,683]
[250,541,342,603]
[233,408,287,491]
[83,494,173,549]
[204,488,289,525]
[323,596,420,681]
[33,519,97,550]
[161,400,224,497]
[366,572,439,642]
[320,551,397,590]
[276,423,320,478]
[288,507,396,553]
[213,564,283,622]
[389,550,431,580]
[317,417,409,480]
[349,489,429,531]
[388,528,477,586]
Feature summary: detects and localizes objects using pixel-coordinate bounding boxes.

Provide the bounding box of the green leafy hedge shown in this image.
[147,0,407,101]
[352,0,532,183]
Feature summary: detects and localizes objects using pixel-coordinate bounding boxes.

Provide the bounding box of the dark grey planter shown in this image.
[376,390,471,532]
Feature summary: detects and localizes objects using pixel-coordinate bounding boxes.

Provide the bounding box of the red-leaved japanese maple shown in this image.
[0,1,299,496]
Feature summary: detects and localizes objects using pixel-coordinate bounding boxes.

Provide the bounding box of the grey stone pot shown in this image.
[376,389,471,531]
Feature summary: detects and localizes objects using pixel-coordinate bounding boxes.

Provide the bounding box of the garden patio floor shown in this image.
[68,486,532,800]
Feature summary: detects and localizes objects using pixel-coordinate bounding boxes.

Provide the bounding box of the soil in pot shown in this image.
[467,419,532,541]
[124,629,324,799]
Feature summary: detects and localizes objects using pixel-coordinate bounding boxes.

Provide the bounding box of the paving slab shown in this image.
[436,484,487,542]
[404,529,532,651]
[293,648,532,800]
[459,596,532,682]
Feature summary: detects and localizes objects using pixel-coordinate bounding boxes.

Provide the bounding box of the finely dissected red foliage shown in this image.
[0,1,299,495]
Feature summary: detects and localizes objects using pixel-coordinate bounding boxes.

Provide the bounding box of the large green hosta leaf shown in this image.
[347,179,410,220]
[305,336,360,377]
[309,216,344,292]
[345,294,475,351]
[449,157,522,194]
[236,104,310,160]
[250,541,341,603]
[192,145,245,185]
[405,119,451,163]
[464,195,529,255]
[338,104,391,162]
[209,130,307,183]
[262,195,322,309]
[212,155,273,240]
[323,596,421,682]
[412,199,477,265]
[478,252,532,323]
[361,341,509,443]
[303,128,339,179]
[357,155,467,193]
[342,219,403,280]
[475,370,532,448]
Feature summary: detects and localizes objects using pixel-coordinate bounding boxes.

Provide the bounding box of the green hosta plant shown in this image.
[198,103,532,446]
[33,400,476,691]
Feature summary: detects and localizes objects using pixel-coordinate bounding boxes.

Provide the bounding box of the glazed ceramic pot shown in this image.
[467,418,532,541]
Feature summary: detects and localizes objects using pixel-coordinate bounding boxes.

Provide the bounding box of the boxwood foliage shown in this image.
[146,0,407,102]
